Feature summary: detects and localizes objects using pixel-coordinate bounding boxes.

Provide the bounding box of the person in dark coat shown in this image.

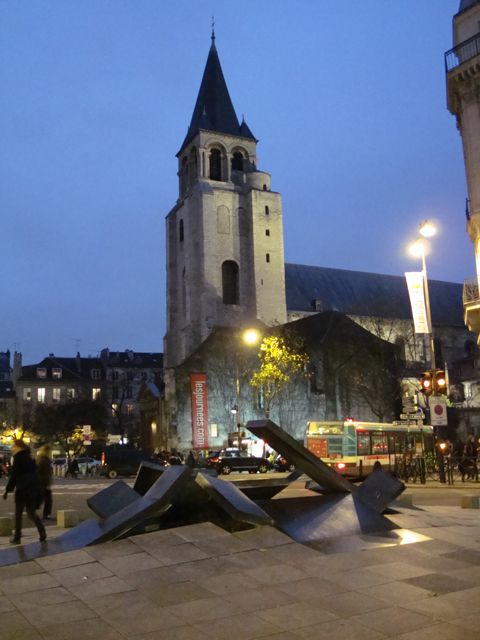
[66,457,79,478]
[3,439,46,544]
[36,444,53,520]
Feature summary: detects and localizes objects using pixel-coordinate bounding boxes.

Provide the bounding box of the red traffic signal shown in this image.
[420,371,433,396]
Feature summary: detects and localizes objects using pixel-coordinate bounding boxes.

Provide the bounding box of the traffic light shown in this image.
[434,369,447,395]
[420,371,433,396]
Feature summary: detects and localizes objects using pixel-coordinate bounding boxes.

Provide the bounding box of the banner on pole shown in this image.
[190,373,209,449]
[405,271,431,334]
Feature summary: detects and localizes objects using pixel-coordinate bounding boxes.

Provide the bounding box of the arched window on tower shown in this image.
[231,152,244,172]
[179,219,184,243]
[222,260,239,305]
[209,148,222,181]
[188,147,197,187]
[180,156,188,194]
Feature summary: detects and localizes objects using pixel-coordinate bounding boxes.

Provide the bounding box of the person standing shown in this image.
[37,445,53,520]
[2,439,46,544]
[66,456,79,479]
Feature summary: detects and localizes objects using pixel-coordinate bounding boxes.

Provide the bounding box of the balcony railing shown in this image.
[463,277,480,305]
[445,32,480,72]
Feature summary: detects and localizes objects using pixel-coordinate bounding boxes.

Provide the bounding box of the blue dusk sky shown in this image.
[1,0,472,364]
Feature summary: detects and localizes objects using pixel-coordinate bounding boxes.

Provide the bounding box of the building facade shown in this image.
[446,0,480,337]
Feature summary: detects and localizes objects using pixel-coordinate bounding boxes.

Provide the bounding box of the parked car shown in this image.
[99,446,150,479]
[207,449,271,475]
[273,455,295,472]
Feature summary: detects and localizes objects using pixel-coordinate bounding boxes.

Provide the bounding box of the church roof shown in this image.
[458,0,480,13]
[179,37,256,154]
[285,263,465,327]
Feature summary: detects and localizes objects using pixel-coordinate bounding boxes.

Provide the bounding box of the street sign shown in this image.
[83,425,91,435]
[429,396,447,426]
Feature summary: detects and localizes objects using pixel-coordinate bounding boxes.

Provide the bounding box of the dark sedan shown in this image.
[207,449,271,475]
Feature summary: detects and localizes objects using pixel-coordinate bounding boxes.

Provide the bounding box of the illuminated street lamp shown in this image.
[232,328,261,446]
[408,220,437,370]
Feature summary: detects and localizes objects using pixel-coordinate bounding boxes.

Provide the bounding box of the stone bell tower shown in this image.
[164,33,287,368]
[446,0,480,336]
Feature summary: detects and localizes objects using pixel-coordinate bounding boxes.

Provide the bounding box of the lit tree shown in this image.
[249,334,309,418]
[32,400,108,455]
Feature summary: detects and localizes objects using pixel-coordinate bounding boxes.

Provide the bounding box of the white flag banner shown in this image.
[405,271,431,334]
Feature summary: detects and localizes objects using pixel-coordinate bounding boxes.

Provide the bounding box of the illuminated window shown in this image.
[37,388,46,403]
[210,423,218,438]
[127,404,134,414]
[53,388,61,402]
[151,421,157,434]
[111,403,118,416]
[91,369,101,380]
[23,388,31,401]
[36,368,47,379]
[222,260,239,305]
[66,388,75,400]
[92,388,101,400]
[52,368,62,379]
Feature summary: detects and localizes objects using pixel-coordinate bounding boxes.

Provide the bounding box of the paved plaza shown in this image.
[1,493,480,640]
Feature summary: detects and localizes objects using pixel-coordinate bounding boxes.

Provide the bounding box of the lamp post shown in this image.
[408,220,446,482]
[408,220,436,370]
[231,328,261,447]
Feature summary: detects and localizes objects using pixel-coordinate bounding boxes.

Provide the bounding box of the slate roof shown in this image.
[285,263,465,327]
[459,0,480,13]
[179,38,256,154]
[18,357,103,381]
[106,352,163,368]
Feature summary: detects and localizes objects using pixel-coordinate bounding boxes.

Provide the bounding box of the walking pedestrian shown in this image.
[37,445,53,520]
[66,456,79,478]
[2,439,46,544]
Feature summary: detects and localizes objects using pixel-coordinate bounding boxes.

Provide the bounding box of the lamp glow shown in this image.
[419,220,436,238]
[242,328,261,346]
[408,239,425,259]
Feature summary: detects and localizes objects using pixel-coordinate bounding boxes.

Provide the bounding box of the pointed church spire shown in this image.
[179,33,256,153]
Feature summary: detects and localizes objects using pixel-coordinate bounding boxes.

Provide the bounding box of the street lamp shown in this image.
[408,220,446,482]
[232,328,261,447]
[408,220,437,370]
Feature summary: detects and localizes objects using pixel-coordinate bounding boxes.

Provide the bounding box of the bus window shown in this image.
[344,424,357,457]
[372,432,387,454]
[357,432,370,455]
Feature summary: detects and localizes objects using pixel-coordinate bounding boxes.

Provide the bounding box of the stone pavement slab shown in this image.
[0,505,480,639]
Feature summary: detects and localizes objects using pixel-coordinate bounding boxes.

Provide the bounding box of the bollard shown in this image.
[0,516,13,536]
[461,495,479,509]
[57,509,79,528]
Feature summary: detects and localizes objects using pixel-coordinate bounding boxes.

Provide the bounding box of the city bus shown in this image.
[306,420,434,477]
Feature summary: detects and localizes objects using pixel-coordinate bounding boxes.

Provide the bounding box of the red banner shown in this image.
[190,373,209,449]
